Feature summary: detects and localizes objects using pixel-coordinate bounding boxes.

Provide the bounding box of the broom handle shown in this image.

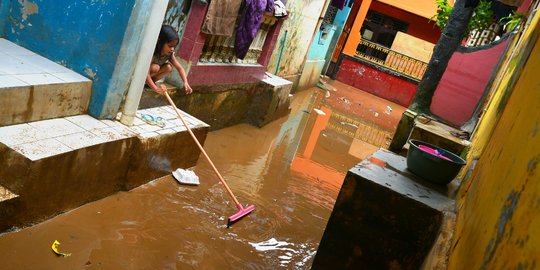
[164,92,242,207]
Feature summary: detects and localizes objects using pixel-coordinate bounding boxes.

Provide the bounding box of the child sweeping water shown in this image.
[147,25,193,95]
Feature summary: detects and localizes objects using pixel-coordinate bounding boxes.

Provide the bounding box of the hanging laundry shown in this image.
[273,0,288,19]
[201,0,243,37]
[235,0,274,59]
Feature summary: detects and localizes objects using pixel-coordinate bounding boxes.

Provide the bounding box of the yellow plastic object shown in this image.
[51,240,71,257]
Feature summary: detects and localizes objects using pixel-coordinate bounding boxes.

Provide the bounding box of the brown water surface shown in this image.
[0,85,404,269]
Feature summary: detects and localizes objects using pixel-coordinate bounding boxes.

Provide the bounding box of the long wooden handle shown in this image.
[164,92,242,207]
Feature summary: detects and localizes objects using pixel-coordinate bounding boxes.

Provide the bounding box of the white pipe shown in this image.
[120,0,168,126]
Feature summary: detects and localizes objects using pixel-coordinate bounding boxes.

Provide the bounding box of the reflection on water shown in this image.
[249,238,316,268]
[0,85,404,269]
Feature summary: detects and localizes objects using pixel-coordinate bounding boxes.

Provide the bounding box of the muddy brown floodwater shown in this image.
[0,82,404,269]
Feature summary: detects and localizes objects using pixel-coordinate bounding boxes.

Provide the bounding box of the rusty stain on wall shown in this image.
[479,190,520,270]
[18,0,38,21]
[267,0,326,82]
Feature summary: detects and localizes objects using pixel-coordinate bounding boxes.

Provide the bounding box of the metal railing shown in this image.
[199,15,277,65]
[355,39,428,80]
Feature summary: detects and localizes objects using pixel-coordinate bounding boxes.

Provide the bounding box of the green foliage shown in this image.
[431,0,453,30]
[430,0,495,35]
[468,0,494,32]
[500,11,525,32]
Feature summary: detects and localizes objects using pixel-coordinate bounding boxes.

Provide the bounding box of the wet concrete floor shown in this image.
[0,81,404,269]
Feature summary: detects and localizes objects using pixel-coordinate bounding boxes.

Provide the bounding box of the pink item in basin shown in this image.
[418,145,452,161]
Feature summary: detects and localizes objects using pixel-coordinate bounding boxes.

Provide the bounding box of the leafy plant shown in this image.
[430,0,495,35]
[500,11,525,33]
[431,0,453,30]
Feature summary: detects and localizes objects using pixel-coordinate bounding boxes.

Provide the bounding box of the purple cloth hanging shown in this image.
[234,0,274,59]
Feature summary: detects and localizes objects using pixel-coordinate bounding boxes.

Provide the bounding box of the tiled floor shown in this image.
[0,106,208,161]
[0,38,89,87]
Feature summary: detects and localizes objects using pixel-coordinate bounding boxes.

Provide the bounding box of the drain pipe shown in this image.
[120,0,168,126]
[275,30,288,75]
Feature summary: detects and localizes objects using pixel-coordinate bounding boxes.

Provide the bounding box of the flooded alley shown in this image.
[0,82,404,269]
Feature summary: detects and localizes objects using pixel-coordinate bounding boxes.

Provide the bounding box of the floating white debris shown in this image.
[313,108,326,115]
[385,105,393,115]
[172,168,200,185]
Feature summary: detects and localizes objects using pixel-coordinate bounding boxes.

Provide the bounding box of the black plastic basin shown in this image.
[407,139,466,185]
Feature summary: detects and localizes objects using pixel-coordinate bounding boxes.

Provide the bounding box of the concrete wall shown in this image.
[267,0,328,88]
[430,39,509,126]
[336,56,417,107]
[390,32,434,63]
[448,11,540,269]
[1,0,135,118]
[297,25,336,91]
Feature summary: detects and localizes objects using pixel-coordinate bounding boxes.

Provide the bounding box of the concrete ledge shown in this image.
[247,73,292,127]
[410,115,471,157]
[0,82,91,126]
[312,149,455,269]
[0,185,19,233]
[0,38,92,126]
[125,127,207,189]
[141,73,292,130]
[0,106,209,232]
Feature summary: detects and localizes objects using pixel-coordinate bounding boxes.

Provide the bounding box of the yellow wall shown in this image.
[448,10,540,269]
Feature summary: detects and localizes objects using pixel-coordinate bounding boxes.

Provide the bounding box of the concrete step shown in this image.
[0,105,209,232]
[0,185,19,232]
[0,38,91,127]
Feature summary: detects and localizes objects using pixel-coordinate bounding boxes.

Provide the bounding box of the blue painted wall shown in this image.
[323,3,352,73]
[0,0,11,37]
[307,24,336,60]
[3,0,135,118]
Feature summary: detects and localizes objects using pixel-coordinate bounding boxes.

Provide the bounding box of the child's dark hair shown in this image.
[154,25,179,56]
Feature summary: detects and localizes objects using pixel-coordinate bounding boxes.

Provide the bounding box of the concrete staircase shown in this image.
[0,39,209,232]
[0,38,91,126]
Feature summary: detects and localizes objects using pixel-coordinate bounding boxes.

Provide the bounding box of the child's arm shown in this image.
[146,72,167,94]
[170,55,193,94]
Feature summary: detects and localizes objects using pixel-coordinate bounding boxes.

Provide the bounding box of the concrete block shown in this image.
[312,149,455,270]
[0,186,20,233]
[0,108,210,232]
[126,126,208,189]
[0,137,136,229]
[247,73,292,127]
[0,81,91,126]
